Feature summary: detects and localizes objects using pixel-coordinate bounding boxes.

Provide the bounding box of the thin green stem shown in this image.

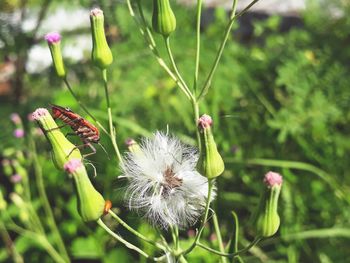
[192,100,201,152]
[197,237,261,258]
[108,210,166,250]
[212,213,228,263]
[6,224,66,263]
[127,0,192,101]
[0,220,23,263]
[197,0,238,100]
[102,70,123,164]
[193,0,203,95]
[30,139,70,262]
[228,211,243,263]
[164,37,194,101]
[63,78,109,136]
[97,218,149,258]
[181,179,215,256]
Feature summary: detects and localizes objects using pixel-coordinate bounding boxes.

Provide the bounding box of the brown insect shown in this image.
[50,104,101,157]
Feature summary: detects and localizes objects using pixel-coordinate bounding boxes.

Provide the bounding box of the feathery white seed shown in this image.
[121,132,216,229]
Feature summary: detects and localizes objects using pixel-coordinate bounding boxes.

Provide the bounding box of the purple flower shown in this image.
[44,32,61,44]
[13,129,25,138]
[10,113,21,125]
[10,174,22,184]
[198,114,213,129]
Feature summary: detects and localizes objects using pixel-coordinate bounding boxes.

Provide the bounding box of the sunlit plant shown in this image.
[1,1,285,262]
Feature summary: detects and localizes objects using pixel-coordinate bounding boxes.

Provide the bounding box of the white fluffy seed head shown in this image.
[121,131,215,229]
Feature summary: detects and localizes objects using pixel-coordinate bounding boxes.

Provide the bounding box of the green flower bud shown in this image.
[152,0,176,36]
[64,159,105,222]
[90,8,113,69]
[45,32,66,78]
[198,114,225,179]
[32,108,82,170]
[255,172,283,237]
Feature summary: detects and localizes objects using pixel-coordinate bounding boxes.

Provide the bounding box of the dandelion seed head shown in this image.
[121,132,215,229]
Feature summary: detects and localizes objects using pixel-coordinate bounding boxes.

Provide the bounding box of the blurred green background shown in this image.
[1,0,350,262]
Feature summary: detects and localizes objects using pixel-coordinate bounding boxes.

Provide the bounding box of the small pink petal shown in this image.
[44,32,61,44]
[198,114,213,129]
[13,129,25,138]
[32,108,49,120]
[10,113,21,125]
[264,171,283,187]
[125,138,136,147]
[10,174,22,183]
[90,8,103,17]
[64,159,82,174]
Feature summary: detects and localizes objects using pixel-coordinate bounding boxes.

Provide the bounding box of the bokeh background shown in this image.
[1,0,350,262]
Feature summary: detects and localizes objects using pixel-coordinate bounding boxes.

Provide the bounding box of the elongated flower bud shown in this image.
[32,108,82,170]
[45,32,66,78]
[90,8,113,69]
[152,0,176,36]
[198,114,224,179]
[255,172,283,237]
[64,159,105,222]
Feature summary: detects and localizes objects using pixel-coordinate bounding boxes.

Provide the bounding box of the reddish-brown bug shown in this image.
[103,200,112,215]
[50,104,101,157]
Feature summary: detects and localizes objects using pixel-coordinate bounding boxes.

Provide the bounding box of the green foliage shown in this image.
[1,0,350,262]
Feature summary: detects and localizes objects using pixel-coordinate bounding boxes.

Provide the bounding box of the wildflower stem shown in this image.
[127,0,192,101]
[108,210,166,250]
[30,139,70,262]
[0,219,23,263]
[97,218,150,258]
[192,100,201,152]
[193,0,203,95]
[181,179,215,256]
[212,213,228,263]
[227,211,244,262]
[198,0,261,100]
[63,78,109,136]
[164,36,194,101]
[6,223,67,263]
[197,237,261,257]
[102,69,123,164]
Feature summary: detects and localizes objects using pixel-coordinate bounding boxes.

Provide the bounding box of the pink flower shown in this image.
[10,113,21,125]
[10,174,22,184]
[198,114,213,129]
[32,108,49,120]
[64,159,83,174]
[13,129,25,138]
[44,32,61,44]
[264,171,283,187]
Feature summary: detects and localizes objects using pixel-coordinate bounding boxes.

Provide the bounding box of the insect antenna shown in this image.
[98,142,110,160]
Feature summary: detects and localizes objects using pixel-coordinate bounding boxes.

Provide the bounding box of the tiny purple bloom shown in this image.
[45,32,61,44]
[32,108,49,120]
[10,174,22,184]
[10,113,21,125]
[13,129,25,138]
[125,138,136,147]
[198,114,213,129]
[64,159,82,174]
[264,171,283,187]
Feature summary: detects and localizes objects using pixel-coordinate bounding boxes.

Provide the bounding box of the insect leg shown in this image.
[83,143,97,157]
